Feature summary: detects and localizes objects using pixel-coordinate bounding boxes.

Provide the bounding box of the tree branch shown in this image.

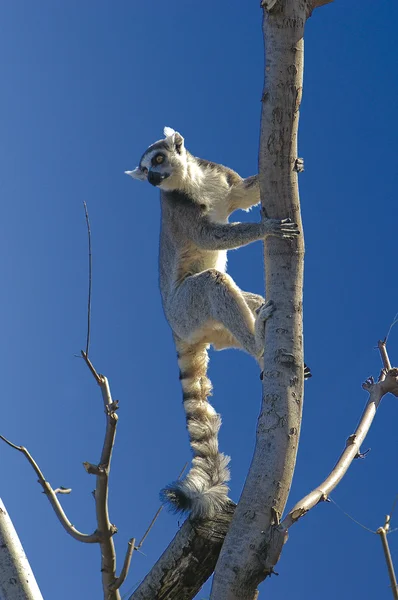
[83,201,92,358]
[281,377,397,530]
[1,351,126,599]
[279,343,398,535]
[0,436,99,544]
[81,351,121,600]
[109,538,135,592]
[129,503,235,600]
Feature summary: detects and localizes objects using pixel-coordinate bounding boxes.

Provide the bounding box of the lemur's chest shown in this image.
[206,186,230,224]
[199,185,229,273]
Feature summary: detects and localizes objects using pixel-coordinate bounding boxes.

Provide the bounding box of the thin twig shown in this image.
[385,312,398,344]
[329,497,376,534]
[136,462,188,549]
[109,539,136,592]
[136,507,163,551]
[83,201,92,358]
[0,435,99,543]
[390,493,398,522]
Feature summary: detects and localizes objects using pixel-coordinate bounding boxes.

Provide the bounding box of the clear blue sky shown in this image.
[1,1,397,598]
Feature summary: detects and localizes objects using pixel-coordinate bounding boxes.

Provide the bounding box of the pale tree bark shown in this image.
[211,1,331,598]
[0,499,43,600]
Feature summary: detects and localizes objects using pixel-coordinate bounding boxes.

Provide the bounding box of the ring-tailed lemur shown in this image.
[125,127,300,519]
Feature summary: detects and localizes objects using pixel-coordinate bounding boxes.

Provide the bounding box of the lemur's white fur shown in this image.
[125,127,299,519]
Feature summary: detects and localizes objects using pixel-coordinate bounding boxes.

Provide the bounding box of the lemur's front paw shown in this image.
[262,217,300,239]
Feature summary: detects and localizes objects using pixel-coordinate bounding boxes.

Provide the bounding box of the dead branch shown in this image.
[0,436,99,544]
[129,502,235,600]
[80,351,121,600]
[255,340,398,575]
[0,352,128,599]
[83,201,92,358]
[109,538,135,592]
[135,462,187,552]
[279,341,398,537]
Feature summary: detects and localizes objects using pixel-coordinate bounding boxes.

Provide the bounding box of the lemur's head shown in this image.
[125,127,188,191]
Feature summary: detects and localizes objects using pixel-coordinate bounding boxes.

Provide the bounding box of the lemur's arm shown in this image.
[227,175,260,214]
[188,216,298,251]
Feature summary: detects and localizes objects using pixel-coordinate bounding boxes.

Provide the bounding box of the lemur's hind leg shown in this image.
[212,291,269,352]
[242,291,275,360]
[171,270,262,358]
[244,293,312,380]
[242,291,265,314]
[170,272,275,359]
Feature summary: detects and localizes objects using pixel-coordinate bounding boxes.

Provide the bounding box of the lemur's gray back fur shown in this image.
[125,127,299,519]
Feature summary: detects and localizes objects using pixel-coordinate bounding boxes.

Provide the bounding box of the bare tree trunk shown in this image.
[211,2,308,598]
[0,499,43,600]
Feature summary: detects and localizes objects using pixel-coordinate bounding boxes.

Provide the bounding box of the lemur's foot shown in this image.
[255,299,275,319]
[255,300,275,356]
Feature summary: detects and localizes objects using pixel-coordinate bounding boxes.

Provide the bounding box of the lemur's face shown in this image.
[125,127,187,191]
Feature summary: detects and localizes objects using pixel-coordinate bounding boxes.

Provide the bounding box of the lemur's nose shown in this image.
[148,171,169,186]
[148,171,162,186]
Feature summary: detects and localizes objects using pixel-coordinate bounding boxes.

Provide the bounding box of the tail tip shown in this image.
[160,480,230,520]
[160,483,193,515]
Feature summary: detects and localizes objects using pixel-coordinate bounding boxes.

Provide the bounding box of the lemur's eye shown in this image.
[142,167,148,174]
[154,154,165,165]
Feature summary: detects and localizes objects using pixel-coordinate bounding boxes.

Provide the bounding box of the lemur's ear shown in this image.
[164,126,185,154]
[163,126,175,138]
[124,167,147,181]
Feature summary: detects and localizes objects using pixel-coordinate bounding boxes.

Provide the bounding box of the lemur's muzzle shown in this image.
[148,171,170,187]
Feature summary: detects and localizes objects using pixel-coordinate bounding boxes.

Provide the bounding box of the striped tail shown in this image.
[160,340,230,519]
